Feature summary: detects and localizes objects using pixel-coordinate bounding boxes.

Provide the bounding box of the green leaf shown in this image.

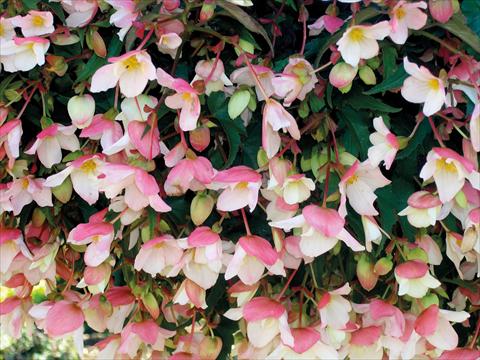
[462,0,480,35]
[437,14,480,53]
[48,2,66,24]
[338,107,370,159]
[363,67,407,95]
[382,44,397,79]
[22,0,40,10]
[396,118,431,160]
[345,91,402,113]
[217,0,274,55]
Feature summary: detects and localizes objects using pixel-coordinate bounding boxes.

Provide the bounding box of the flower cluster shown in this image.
[0,0,479,358]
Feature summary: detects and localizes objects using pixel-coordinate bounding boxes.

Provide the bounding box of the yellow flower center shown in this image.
[346,174,359,185]
[123,56,141,71]
[22,178,29,190]
[182,92,192,101]
[436,158,456,173]
[0,24,4,37]
[348,27,365,42]
[31,15,45,27]
[80,159,97,174]
[92,235,100,242]
[395,7,406,20]
[236,181,249,190]
[428,78,440,91]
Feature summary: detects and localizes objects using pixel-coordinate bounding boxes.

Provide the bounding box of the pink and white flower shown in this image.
[230,65,275,101]
[243,297,294,348]
[157,68,201,131]
[336,21,391,67]
[0,17,15,41]
[389,1,428,44]
[90,50,156,98]
[211,166,262,212]
[173,278,207,309]
[308,15,344,36]
[54,0,98,28]
[401,57,447,116]
[277,174,315,205]
[398,191,443,228]
[0,229,23,273]
[25,124,80,168]
[272,58,318,107]
[353,299,405,338]
[134,235,184,276]
[271,205,364,258]
[419,147,480,203]
[347,326,384,360]
[368,116,399,170]
[193,59,233,95]
[394,260,441,298]
[11,11,55,37]
[157,32,182,59]
[225,235,285,285]
[2,176,52,215]
[105,0,139,40]
[317,283,352,329]
[339,160,391,217]
[0,37,50,72]
[80,114,123,153]
[0,120,23,166]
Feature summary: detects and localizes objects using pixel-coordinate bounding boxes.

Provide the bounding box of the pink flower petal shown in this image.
[239,235,278,266]
[243,297,285,322]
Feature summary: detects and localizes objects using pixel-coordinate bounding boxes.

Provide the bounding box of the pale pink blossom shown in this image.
[270,205,364,258]
[79,114,123,152]
[339,160,391,217]
[210,166,262,212]
[11,11,55,37]
[272,58,318,107]
[368,116,399,170]
[25,123,80,168]
[261,189,299,222]
[401,57,447,116]
[347,326,384,360]
[389,1,427,44]
[91,50,156,98]
[353,299,405,338]
[0,17,15,41]
[193,59,233,95]
[0,229,23,273]
[173,278,207,309]
[308,15,344,36]
[419,147,480,203]
[317,283,352,329]
[0,297,34,339]
[157,68,201,131]
[470,104,480,152]
[134,235,183,276]
[105,0,139,40]
[336,21,391,67]
[394,260,441,298]
[0,37,50,72]
[50,0,98,28]
[225,235,285,285]
[399,190,443,228]
[157,32,182,59]
[361,216,382,252]
[77,262,111,294]
[0,119,23,167]
[3,176,52,215]
[230,65,275,101]
[278,174,315,205]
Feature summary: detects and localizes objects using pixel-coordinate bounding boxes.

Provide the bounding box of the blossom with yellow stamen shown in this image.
[11,10,55,37]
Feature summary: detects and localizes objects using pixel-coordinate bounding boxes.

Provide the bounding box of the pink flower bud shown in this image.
[164,0,180,12]
[374,257,393,276]
[329,62,358,89]
[429,0,454,23]
[200,0,216,22]
[189,126,210,152]
[68,95,95,129]
[199,336,223,359]
[92,30,107,58]
[357,254,378,291]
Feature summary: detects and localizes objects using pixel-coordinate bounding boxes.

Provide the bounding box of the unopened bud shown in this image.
[191,193,215,225]
[228,90,250,119]
[359,66,376,85]
[357,254,378,291]
[52,177,73,204]
[199,336,223,359]
[200,0,216,22]
[32,208,46,227]
[163,0,180,12]
[68,95,95,129]
[190,126,210,152]
[142,292,160,319]
[329,62,357,89]
[429,0,454,23]
[92,30,107,58]
[406,247,428,263]
[374,257,393,275]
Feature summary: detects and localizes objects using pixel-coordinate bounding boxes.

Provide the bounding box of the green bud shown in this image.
[366,56,381,70]
[421,293,439,308]
[32,208,46,227]
[455,190,467,208]
[406,247,429,263]
[359,66,377,85]
[397,136,409,150]
[52,176,72,204]
[257,148,268,168]
[339,82,352,94]
[357,254,378,291]
[228,90,251,119]
[142,292,160,319]
[374,257,393,275]
[191,193,215,225]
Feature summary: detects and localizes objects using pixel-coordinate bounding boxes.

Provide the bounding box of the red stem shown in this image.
[240,208,252,235]
[428,116,446,147]
[136,27,155,50]
[17,83,39,119]
[299,9,307,55]
[276,267,298,300]
[470,318,480,349]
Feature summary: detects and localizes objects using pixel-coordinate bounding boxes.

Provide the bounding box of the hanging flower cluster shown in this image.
[0,0,479,358]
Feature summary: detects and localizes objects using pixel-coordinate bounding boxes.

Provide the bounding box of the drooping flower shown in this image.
[336,21,391,67]
[230,65,275,101]
[44,154,105,205]
[368,116,399,170]
[0,37,50,72]
[157,68,201,131]
[0,229,23,274]
[398,191,443,228]
[347,326,384,360]
[210,166,262,212]
[0,119,23,167]
[419,147,480,203]
[329,62,358,90]
[317,283,352,329]
[389,1,428,45]
[105,0,139,40]
[225,235,285,285]
[270,205,364,257]
[90,50,156,98]
[339,160,391,217]
[2,176,52,215]
[394,260,441,298]
[157,32,182,59]
[173,278,208,309]
[11,10,55,37]
[401,57,447,116]
[79,114,123,153]
[25,124,80,168]
[134,235,184,276]
[308,15,344,35]
[193,59,233,95]
[55,0,98,28]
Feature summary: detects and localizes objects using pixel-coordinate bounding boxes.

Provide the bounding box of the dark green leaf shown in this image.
[345,92,402,113]
[363,67,407,95]
[337,107,370,159]
[437,14,480,53]
[462,0,480,35]
[396,118,431,160]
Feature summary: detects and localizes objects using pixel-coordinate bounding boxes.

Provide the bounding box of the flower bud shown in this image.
[32,208,46,227]
[142,292,160,319]
[199,336,223,359]
[374,257,393,275]
[189,126,210,152]
[429,0,454,23]
[257,148,268,168]
[359,66,376,85]
[228,90,250,119]
[329,62,357,89]
[191,193,215,225]
[406,247,429,263]
[356,254,378,291]
[163,0,180,12]
[92,30,107,58]
[200,0,216,22]
[46,55,68,77]
[52,177,73,204]
[68,95,95,129]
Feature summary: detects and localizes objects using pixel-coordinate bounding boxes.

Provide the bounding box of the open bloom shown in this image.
[389,1,427,44]
[157,32,182,59]
[90,50,156,98]
[419,147,480,203]
[225,235,285,285]
[262,99,300,159]
[348,326,384,360]
[56,0,98,28]
[80,114,123,153]
[368,116,399,170]
[273,174,315,205]
[272,58,318,107]
[44,154,105,205]
[414,304,470,351]
[11,10,55,36]
[270,205,364,257]
[394,260,441,298]
[2,176,52,215]
[339,160,391,217]
[68,217,114,267]
[211,166,261,212]
[231,65,275,101]
[98,164,171,212]
[0,37,50,72]
[105,0,138,40]
[173,278,207,309]
[193,59,233,95]
[243,297,294,348]
[0,229,23,273]
[0,17,15,41]
[134,235,184,276]
[401,57,447,116]
[157,68,201,131]
[399,191,443,228]
[353,299,405,338]
[0,119,22,166]
[25,124,80,168]
[317,283,352,329]
[336,21,391,67]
